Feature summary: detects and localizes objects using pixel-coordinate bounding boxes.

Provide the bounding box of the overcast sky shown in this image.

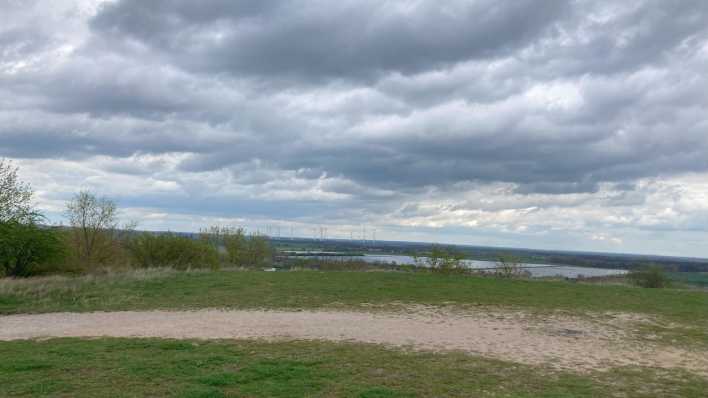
[2,0,708,257]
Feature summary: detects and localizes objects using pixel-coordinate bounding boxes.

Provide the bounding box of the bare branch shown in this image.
[65,191,118,266]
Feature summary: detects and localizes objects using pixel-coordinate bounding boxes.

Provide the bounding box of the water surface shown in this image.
[301,254,628,279]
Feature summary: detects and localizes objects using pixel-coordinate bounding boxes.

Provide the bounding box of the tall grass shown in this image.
[0,268,181,307]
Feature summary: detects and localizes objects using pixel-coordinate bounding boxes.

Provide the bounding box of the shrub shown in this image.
[200,226,249,266]
[0,221,66,277]
[244,233,273,268]
[223,228,248,265]
[127,233,219,270]
[288,257,374,271]
[414,245,465,274]
[495,254,526,278]
[628,264,670,288]
[199,226,273,268]
[54,227,132,274]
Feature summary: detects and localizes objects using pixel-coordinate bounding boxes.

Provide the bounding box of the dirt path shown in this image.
[1,308,706,375]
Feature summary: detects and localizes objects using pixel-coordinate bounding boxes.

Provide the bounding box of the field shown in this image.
[2,269,707,322]
[2,338,707,398]
[2,269,708,397]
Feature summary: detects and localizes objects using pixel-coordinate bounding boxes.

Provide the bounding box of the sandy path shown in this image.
[1,309,706,375]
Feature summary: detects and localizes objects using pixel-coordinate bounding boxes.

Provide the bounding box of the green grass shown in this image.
[2,269,707,323]
[0,338,705,397]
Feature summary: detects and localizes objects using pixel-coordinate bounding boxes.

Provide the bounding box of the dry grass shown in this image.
[0,268,178,298]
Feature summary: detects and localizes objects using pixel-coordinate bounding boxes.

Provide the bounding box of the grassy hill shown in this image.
[2,269,707,397]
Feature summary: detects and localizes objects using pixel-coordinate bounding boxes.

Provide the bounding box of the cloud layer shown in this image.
[2,0,708,256]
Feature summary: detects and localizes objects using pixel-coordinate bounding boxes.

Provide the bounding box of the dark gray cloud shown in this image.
[90,0,569,82]
[0,110,228,159]
[531,0,708,76]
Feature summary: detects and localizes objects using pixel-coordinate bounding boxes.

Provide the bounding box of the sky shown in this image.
[2,0,708,257]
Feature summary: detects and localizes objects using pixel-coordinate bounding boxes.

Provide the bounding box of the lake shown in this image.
[300,254,628,279]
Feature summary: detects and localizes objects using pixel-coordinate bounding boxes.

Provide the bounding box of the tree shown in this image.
[65,191,118,266]
[0,221,65,277]
[0,159,65,277]
[0,159,34,223]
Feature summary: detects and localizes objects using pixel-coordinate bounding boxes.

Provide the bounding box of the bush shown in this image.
[495,254,527,278]
[414,245,465,274]
[200,226,249,266]
[0,221,66,277]
[127,233,219,270]
[244,233,273,268]
[628,265,670,288]
[223,228,248,265]
[199,226,273,268]
[54,228,132,274]
[288,257,374,271]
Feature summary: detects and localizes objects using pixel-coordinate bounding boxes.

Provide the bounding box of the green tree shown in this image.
[0,160,65,277]
[0,220,65,277]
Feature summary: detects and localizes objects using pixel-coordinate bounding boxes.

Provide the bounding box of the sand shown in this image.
[1,308,706,375]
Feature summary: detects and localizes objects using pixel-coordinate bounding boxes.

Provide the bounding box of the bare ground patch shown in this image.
[1,307,706,376]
